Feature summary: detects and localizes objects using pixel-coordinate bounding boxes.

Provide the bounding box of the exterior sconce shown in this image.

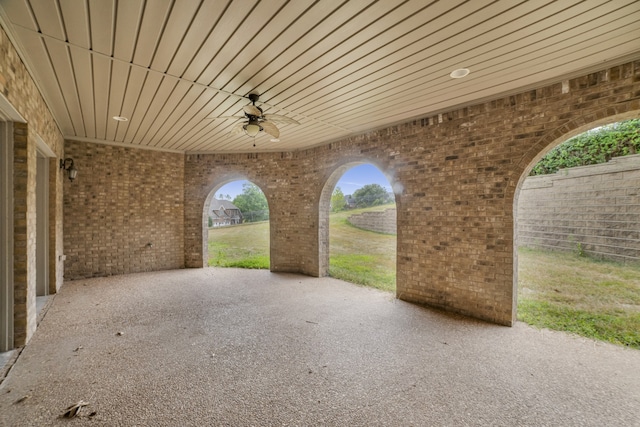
[60,158,78,182]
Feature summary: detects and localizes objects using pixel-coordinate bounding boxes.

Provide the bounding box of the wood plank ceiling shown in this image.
[1,0,639,153]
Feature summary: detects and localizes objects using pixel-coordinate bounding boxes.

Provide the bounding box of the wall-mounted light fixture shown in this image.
[60,158,78,182]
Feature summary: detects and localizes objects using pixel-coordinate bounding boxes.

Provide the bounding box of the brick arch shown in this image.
[184,154,275,268]
[508,108,640,320]
[317,159,400,278]
[202,176,271,268]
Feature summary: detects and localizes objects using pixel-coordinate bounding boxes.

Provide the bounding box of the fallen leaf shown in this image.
[13,395,30,404]
[62,400,89,418]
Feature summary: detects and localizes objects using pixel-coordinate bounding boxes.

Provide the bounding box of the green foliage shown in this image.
[530,119,640,176]
[208,216,213,227]
[352,183,393,208]
[232,183,268,222]
[331,186,346,212]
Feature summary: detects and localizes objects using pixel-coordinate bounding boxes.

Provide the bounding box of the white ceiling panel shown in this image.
[0,0,639,153]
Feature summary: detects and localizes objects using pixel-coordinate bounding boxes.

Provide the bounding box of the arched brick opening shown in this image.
[318,160,400,279]
[510,109,640,319]
[203,179,271,268]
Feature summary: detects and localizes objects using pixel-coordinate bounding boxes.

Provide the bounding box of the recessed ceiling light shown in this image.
[270,138,280,143]
[450,68,470,79]
[113,116,128,121]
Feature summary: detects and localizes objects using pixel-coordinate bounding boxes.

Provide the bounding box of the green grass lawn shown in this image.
[517,247,640,349]
[208,215,640,349]
[327,205,396,292]
[208,222,270,269]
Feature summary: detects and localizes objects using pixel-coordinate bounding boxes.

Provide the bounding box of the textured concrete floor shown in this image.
[1,268,639,426]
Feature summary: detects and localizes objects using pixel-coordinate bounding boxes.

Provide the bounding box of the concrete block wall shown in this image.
[348,209,397,234]
[62,141,185,279]
[1,25,64,346]
[517,155,640,261]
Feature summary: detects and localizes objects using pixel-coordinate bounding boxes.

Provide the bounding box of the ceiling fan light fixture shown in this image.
[450,68,470,79]
[243,121,263,137]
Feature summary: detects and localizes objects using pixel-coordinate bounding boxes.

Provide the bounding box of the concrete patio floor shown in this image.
[1,268,639,426]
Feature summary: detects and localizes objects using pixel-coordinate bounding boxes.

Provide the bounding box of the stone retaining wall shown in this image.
[517,155,640,262]
[347,209,397,234]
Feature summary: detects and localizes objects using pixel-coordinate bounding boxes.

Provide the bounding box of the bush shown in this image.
[530,119,640,176]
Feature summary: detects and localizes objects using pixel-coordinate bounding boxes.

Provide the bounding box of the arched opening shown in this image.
[320,163,397,292]
[514,117,640,348]
[204,180,270,269]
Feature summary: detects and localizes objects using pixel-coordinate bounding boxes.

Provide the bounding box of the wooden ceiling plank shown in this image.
[130,77,178,144]
[11,26,75,133]
[284,0,574,115]
[192,0,290,88]
[29,0,66,39]
[133,0,173,67]
[176,0,258,81]
[155,90,228,149]
[92,54,111,140]
[171,95,248,150]
[303,3,638,122]
[59,0,90,48]
[203,0,313,93]
[112,0,144,61]
[2,0,38,30]
[146,85,209,147]
[265,0,472,106]
[88,0,115,55]
[149,0,201,72]
[105,60,131,141]
[123,71,164,143]
[45,38,86,135]
[69,46,96,138]
[230,0,349,97]
[138,80,192,146]
[331,28,640,130]
[224,0,379,102]
[115,66,148,141]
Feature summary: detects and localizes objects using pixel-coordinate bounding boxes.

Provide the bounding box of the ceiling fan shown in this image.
[220,94,300,144]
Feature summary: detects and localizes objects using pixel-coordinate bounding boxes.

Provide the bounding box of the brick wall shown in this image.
[185,61,640,326]
[1,25,64,346]
[517,155,640,261]
[3,13,640,329]
[348,209,397,235]
[62,141,185,279]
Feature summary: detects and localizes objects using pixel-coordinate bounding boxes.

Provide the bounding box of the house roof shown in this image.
[1,0,638,154]
[210,199,241,214]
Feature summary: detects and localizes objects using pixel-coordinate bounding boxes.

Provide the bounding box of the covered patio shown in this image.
[2,268,639,425]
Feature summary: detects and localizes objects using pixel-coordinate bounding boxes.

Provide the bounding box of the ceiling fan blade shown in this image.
[209,115,244,120]
[243,104,262,117]
[230,122,246,135]
[261,121,280,139]
[263,114,300,125]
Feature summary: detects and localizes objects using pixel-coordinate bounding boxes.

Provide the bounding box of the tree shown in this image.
[232,183,268,222]
[331,187,346,212]
[352,184,392,208]
[530,119,640,176]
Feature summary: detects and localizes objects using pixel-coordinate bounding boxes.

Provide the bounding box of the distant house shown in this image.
[344,195,356,209]
[209,199,243,227]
